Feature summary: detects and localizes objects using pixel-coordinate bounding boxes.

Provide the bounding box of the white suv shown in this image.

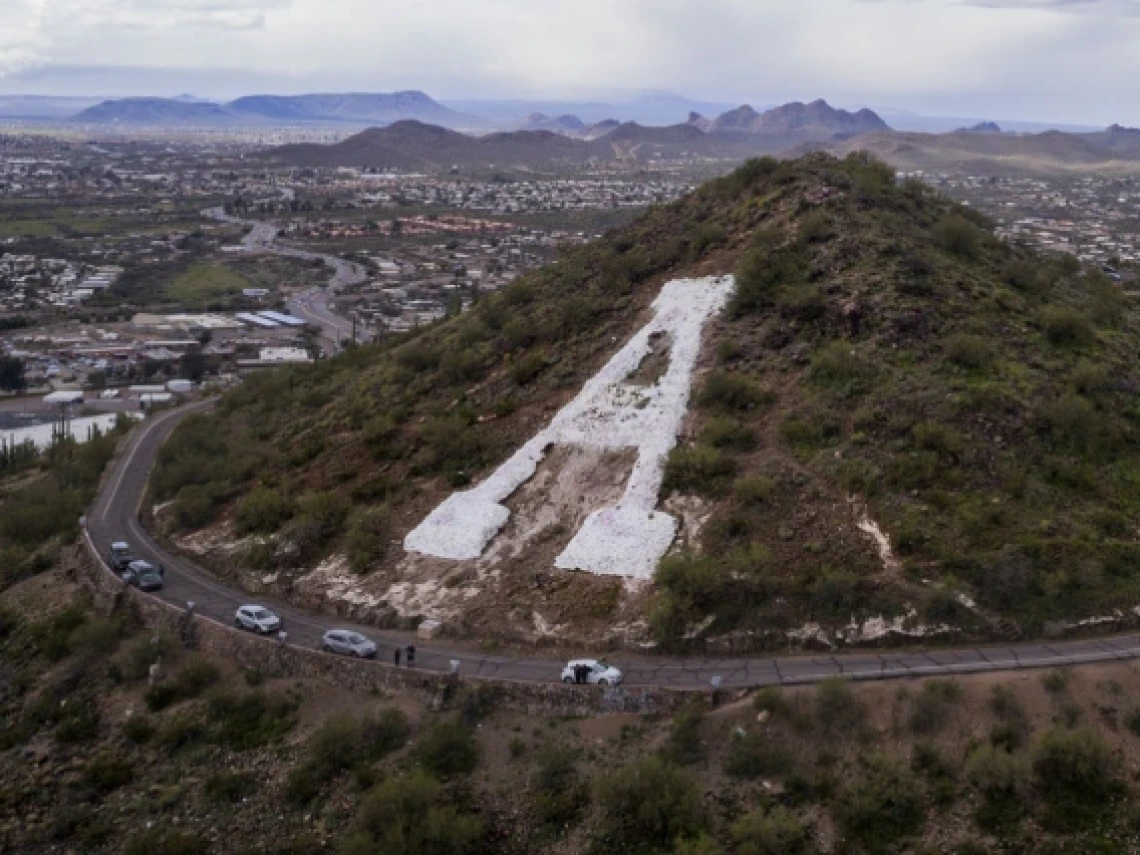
[561,659,623,686]
[234,605,282,634]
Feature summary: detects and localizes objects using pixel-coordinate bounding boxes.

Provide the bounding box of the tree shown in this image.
[179,351,207,383]
[0,356,26,392]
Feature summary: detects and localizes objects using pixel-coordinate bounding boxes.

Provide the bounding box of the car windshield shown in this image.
[345,633,366,644]
[250,608,270,620]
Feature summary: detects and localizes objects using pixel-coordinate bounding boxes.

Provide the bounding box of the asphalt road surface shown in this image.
[86,402,1140,690]
[203,207,367,353]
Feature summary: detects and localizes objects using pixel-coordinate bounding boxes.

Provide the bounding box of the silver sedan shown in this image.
[321,629,378,659]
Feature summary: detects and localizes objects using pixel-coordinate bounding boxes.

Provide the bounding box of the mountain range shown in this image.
[261,100,892,169]
[72,91,472,128]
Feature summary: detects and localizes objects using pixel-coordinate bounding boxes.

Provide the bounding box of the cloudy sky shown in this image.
[0,0,1136,125]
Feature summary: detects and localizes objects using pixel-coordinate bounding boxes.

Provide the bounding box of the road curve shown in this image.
[203,207,367,352]
[86,402,1140,690]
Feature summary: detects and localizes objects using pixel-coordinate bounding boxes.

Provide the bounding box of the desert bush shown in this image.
[989,684,1029,741]
[731,805,813,855]
[735,474,777,505]
[908,679,964,735]
[815,678,866,735]
[799,209,834,244]
[29,603,88,661]
[346,507,390,574]
[933,214,981,257]
[155,712,206,751]
[82,752,134,794]
[204,771,258,805]
[662,445,737,497]
[292,709,410,798]
[344,770,483,855]
[511,352,546,386]
[966,743,1031,830]
[295,490,351,540]
[835,756,925,849]
[532,744,589,827]
[414,721,479,779]
[808,570,861,619]
[204,690,297,750]
[809,343,871,390]
[122,715,155,744]
[779,412,842,450]
[1042,670,1070,695]
[234,485,293,534]
[732,230,809,316]
[1032,726,1121,828]
[1069,359,1110,395]
[665,702,707,766]
[724,729,794,779]
[144,657,220,711]
[698,371,774,413]
[944,333,995,370]
[593,756,706,853]
[1040,305,1094,347]
[1038,394,1096,449]
[700,417,758,452]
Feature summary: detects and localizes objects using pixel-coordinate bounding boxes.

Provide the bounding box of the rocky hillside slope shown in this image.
[153,154,1140,650]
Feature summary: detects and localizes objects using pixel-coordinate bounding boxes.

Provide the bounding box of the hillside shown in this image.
[152,153,1140,652]
[710,100,889,141]
[804,128,1140,173]
[11,561,1140,854]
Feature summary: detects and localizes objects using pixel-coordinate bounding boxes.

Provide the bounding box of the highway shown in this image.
[86,402,1140,690]
[203,207,369,353]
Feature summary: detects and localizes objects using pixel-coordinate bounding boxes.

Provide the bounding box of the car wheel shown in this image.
[563,677,574,684]
[322,644,332,653]
[597,679,609,686]
[352,650,361,658]
[234,619,243,630]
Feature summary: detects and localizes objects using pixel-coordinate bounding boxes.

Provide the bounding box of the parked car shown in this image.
[122,560,164,592]
[234,605,282,634]
[561,659,623,686]
[321,629,378,659]
[108,541,135,572]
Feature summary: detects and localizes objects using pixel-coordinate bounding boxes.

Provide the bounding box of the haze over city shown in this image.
[0,0,1139,125]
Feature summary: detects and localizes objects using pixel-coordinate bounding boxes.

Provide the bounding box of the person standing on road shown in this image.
[393,646,401,667]
[406,644,416,667]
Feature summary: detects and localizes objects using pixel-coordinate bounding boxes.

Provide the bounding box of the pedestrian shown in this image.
[575,664,585,685]
[406,644,416,668]
[393,646,401,667]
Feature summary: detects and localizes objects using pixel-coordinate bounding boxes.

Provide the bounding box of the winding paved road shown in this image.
[204,207,368,353]
[85,403,1140,690]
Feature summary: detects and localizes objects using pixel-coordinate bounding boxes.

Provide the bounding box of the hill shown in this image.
[71,91,471,127]
[264,120,593,169]
[804,127,1140,173]
[710,99,890,141]
[225,90,469,126]
[72,97,236,125]
[151,153,1140,653]
[516,112,587,134]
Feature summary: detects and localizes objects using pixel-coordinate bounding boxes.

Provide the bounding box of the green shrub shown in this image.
[144,657,220,711]
[908,679,964,735]
[933,215,981,257]
[698,371,774,413]
[234,485,293,534]
[944,333,995,370]
[593,756,706,853]
[662,446,737,497]
[989,684,1029,739]
[296,490,351,540]
[532,744,589,827]
[1032,726,1121,829]
[1040,305,1094,347]
[724,729,794,779]
[734,475,777,505]
[1042,670,1070,695]
[809,342,871,390]
[808,570,861,619]
[414,721,479,779]
[30,604,87,661]
[779,412,842,451]
[815,678,866,735]
[835,756,925,849]
[307,709,409,783]
[82,752,134,793]
[1126,708,1140,738]
[1038,394,1096,448]
[205,771,258,805]
[344,770,483,855]
[204,690,297,750]
[700,417,758,452]
[155,712,205,751]
[511,353,546,386]
[346,507,390,574]
[665,702,706,766]
[798,209,834,244]
[731,805,813,855]
[122,715,155,744]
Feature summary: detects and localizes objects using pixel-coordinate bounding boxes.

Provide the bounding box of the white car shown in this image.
[234,605,282,634]
[561,659,623,686]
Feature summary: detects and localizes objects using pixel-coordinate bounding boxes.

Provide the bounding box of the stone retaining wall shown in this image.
[69,538,696,717]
